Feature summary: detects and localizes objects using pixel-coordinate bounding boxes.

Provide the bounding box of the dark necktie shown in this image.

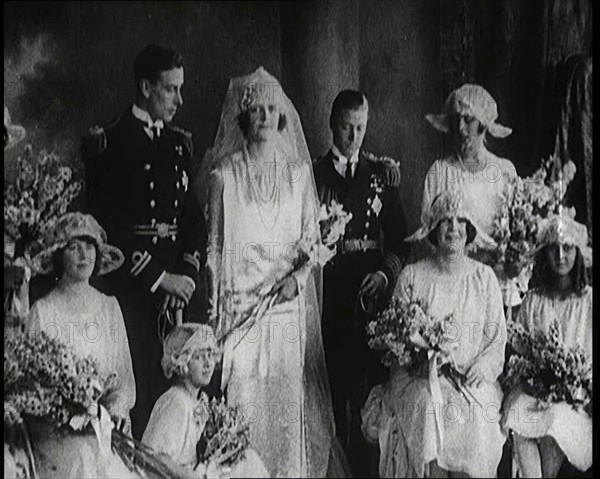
[345,162,353,182]
[151,125,161,142]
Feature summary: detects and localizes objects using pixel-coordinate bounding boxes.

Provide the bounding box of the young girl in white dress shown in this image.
[142,323,269,478]
[501,211,593,477]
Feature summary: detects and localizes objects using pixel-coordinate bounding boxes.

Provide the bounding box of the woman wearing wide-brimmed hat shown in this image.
[25,212,138,478]
[422,84,517,244]
[362,187,507,478]
[501,209,592,478]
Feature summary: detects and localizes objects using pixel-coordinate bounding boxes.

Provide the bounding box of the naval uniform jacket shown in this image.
[81,107,206,298]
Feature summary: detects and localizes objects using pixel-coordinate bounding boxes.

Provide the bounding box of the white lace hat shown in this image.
[32,212,124,276]
[426,84,512,139]
[406,188,495,248]
[537,208,592,267]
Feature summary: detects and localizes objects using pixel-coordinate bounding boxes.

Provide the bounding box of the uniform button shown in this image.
[149,182,155,190]
[150,200,156,208]
[363,234,368,240]
[172,218,177,225]
[175,165,179,172]
[176,182,180,189]
[144,164,151,171]
[171,235,176,242]
[174,199,178,207]
[367,210,371,217]
[365,221,370,228]
[150,218,157,226]
[367,198,372,205]
[152,236,158,244]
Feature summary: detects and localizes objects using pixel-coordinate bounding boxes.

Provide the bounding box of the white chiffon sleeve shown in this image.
[102,297,136,419]
[471,267,507,382]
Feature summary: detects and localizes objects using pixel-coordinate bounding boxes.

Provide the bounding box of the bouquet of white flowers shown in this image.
[503,319,592,412]
[367,287,481,406]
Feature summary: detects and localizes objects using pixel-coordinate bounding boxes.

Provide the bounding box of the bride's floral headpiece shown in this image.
[238,67,286,112]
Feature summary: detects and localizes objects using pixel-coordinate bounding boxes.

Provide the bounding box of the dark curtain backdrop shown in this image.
[439,0,592,233]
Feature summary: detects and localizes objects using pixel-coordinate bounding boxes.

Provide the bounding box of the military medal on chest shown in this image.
[369,174,385,217]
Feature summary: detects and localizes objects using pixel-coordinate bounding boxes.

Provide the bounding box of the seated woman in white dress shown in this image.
[362,188,507,478]
[142,323,269,478]
[501,211,593,477]
[26,212,138,479]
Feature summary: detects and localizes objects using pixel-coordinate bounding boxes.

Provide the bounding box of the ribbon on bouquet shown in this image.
[427,351,445,456]
[91,405,115,459]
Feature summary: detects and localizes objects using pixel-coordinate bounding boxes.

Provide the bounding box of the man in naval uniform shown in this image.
[313,90,409,475]
[81,44,207,439]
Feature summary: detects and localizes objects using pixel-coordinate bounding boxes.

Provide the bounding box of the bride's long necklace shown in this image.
[244,145,281,230]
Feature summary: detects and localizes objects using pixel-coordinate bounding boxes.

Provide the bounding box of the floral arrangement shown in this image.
[490,155,577,280]
[4,328,117,431]
[4,145,83,273]
[502,319,592,412]
[366,287,480,405]
[319,199,353,247]
[195,393,250,468]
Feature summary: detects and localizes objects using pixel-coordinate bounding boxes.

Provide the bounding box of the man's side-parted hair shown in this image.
[134,44,184,86]
[330,90,368,123]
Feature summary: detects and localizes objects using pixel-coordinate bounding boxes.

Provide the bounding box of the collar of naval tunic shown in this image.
[332,144,359,178]
[132,104,164,139]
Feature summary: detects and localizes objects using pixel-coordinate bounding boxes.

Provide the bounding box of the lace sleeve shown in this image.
[206,166,224,329]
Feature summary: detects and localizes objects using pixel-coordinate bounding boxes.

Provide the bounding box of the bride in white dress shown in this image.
[198,67,348,478]
[26,212,138,478]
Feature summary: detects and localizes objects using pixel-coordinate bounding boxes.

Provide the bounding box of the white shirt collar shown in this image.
[132,104,164,136]
[332,144,359,165]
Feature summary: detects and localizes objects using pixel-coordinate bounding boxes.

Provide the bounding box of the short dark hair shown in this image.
[237,111,287,138]
[427,218,477,247]
[330,90,368,123]
[134,44,184,86]
[51,236,101,279]
[529,245,589,296]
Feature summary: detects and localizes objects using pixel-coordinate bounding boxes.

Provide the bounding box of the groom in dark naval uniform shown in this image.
[313,90,409,475]
[81,44,207,439]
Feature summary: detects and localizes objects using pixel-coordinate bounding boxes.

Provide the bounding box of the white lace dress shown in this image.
[362,258,507,477]
[207,150,340,478]
[501,286,593,472]
[26,288,138,479]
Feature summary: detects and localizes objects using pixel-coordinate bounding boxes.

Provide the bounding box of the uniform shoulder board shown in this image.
[362,149,399,167]
[80,116,120,161]
[81,125,107,160]
[169,124,193,139]
[362,150,402,186]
